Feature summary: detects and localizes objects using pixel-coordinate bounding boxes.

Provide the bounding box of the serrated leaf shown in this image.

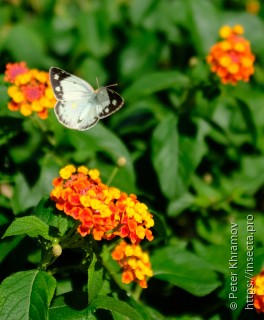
[151,247,221,296]
[2,216,51,240]
[88,253,104,303]
[34,197,68,236]
[0,270,56,320]
[89,296,143,320]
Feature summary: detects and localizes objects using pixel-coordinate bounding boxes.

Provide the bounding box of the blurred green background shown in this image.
[1,0,264,319]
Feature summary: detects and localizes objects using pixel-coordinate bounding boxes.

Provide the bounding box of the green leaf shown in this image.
[175,119,209,198]
[236,98,257,146]
[151,210,167,241]
[129,299,166,320]
[89,296,143,320]
[49,293,89,320]
[119,31,161,81]
[186,0,220,55]
[152,114,178,199]
[151,247,221,296]
[123,71,189,102]
[11,153,60,215]
[0,270,56,320]
[0,117,23,146]
[0,236,23,263]
[34,197,68,236]
[88,253,104,303]
[4,24,47,67]
[2,216,51,240]
[167,193,194,217]
[193,240,230,274]
[129,0,159,25]
[77,8,112,58]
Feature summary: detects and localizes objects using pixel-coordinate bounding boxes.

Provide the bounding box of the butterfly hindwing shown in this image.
[96,88,124,119]
[54,100,99,131]
[49,67,94,101]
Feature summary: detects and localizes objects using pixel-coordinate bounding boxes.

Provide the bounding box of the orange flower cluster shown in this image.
[50,165,154,244]
[251,270,264,313]
[4,62,56,119]
[112,241,153,288]
[206,25,255,85]
[246,0,260,14]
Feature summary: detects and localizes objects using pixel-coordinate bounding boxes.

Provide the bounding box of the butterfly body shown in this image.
[49,67,124,130]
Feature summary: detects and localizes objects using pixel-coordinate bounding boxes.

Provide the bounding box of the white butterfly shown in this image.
[49,67,124,131]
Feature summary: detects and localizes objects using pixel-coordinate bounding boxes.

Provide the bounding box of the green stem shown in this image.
[106,166,119,186]
[39,248,57,270]
[31,114,55,146]
[133,285,143,302]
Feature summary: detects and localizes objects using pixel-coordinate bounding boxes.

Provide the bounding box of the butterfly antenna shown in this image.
[96,77,100,90]
[106,83,118,88]
[96,76,118,89]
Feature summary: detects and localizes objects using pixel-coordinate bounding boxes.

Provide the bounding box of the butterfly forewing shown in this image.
[49,67,94,101]
[96,88,124,119]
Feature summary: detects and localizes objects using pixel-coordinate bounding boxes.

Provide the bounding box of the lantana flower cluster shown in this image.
[251,270,264,313]
[246,0,260,14]
[4,62,55,119]
[206,25,255,85]
[50,165,154,288]
[112,241,153,288]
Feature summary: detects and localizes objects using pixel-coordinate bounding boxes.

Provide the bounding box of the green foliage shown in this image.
[2,216,52,240]
[0,270,56,320]
[1,0,264,319]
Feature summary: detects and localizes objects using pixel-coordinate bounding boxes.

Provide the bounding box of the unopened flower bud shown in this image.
[117,157,126,167]
[52,244,62,257]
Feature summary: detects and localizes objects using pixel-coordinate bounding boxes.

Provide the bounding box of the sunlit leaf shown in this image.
[152,247,221,296]
[0,270,56,320]
[2,216,51,240]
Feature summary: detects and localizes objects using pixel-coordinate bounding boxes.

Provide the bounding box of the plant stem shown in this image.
[31,114,55,146]
[106,166,119,185]
[133,285,143,302]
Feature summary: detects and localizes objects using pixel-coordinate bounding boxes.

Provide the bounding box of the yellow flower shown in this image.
[88,169,100,180]
[59,165,76,179]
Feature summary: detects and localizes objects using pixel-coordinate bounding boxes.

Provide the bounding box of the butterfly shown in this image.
[49,67,124,131]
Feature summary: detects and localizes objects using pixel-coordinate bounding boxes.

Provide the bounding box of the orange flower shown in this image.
[206,25,255,85]
[50,165,154,244]
[246,0,260,15]
[251,270,264,313]
[111,241,153,288]
[4,62,56,119]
